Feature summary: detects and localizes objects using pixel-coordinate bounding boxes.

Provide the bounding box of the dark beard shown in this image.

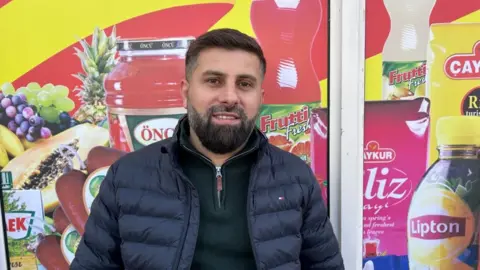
[187,102,257,154]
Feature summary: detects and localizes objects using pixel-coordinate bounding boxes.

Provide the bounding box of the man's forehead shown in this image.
[194,48,262,79]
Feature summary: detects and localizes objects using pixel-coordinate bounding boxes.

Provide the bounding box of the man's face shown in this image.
[181,47,264,154]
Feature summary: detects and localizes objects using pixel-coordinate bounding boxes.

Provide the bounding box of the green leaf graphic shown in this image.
[66,230,81,253]
[89,175,105,198]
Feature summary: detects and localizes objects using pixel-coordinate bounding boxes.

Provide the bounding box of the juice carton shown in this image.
[310,107,328,206]
[1,171,45,270]
[407,116,480,269]
[363,98,430,257]
[427,23,480,166]
[381,0,436,100]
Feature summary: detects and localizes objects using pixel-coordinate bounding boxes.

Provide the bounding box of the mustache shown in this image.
[207,105,247,119]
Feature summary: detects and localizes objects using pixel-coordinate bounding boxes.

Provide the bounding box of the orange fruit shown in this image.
[267,133,293,152]
[290,140,311,164]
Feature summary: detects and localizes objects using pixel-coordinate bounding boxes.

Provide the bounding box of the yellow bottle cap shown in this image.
[436,116,480,146]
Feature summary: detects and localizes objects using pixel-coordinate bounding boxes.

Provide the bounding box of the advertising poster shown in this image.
[0,0,329,269]
[363,0,480,269]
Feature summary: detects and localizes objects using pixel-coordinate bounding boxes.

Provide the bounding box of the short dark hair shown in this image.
[185,28,266,80]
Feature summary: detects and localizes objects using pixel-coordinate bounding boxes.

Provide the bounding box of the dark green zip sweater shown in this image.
[178,122,258,270]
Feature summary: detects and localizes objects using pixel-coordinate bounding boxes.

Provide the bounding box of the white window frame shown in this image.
[329,0,365,269]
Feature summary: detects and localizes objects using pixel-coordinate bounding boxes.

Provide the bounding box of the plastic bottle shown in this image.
[250,0,322,165]
[407,116,480,269]
[381,0,437,100]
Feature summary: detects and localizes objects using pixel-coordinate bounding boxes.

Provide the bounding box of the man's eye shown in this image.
[239,81,253,88]
[206,78,220,85]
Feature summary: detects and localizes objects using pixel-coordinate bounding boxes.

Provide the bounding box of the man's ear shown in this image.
[180,79,189,108]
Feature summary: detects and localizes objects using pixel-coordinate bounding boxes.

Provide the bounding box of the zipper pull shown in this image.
[216,167,223,208]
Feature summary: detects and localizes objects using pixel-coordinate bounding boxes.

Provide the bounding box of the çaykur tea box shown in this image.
[363,97,430,258]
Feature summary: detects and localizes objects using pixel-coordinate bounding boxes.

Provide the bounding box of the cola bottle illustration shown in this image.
[251,0,324,166]
[250,0,322,104]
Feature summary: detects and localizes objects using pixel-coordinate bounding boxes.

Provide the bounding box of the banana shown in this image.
[21,137,45,150]
[0,125,24,157]
[0,143,9,168]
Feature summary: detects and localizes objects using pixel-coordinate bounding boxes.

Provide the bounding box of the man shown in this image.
[71,28,344,270]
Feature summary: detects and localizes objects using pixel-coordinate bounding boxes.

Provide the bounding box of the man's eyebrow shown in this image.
[201,70,258,82]
[201,70,225,77]
[237,74,257,82]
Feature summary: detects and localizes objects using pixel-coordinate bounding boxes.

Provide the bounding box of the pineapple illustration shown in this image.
[72,26,118,124]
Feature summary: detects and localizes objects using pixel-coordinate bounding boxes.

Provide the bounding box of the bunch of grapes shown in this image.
[45,112,80,135]
[1,82,80,136]
[0,92,52,142]
[2,82,75,123]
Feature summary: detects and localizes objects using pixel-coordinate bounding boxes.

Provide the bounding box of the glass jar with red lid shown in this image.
[104,37,194,152]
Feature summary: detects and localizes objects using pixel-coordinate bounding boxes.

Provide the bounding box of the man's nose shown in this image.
[218,82,239,104]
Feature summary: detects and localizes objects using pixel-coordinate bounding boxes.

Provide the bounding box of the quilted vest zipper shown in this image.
[247,162,261,270]
[171,167,198,270]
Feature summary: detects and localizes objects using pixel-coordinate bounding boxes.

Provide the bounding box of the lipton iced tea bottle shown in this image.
[250,0,322,165]
[407,116,480,269]
[104,37,194,152]
[381,0,437,100]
